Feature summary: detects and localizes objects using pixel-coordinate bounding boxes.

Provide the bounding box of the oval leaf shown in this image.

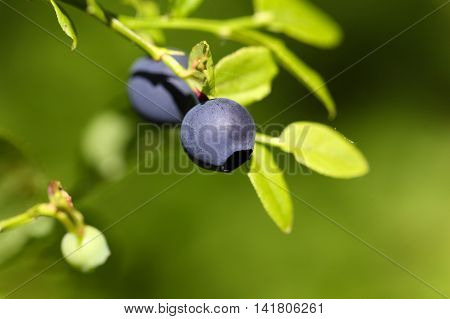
[248,144,293,233]
[273,40,336,118]
[50,0,78,50]
[253,0,342,48]
[234,30,335,118]
[279,122,369,178]
[215,47,278,106]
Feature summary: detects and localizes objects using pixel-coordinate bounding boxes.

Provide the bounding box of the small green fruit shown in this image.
[61,225,110,273]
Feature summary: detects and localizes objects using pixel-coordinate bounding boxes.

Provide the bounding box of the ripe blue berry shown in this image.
[128,55,198,123]
[181,98,256,172]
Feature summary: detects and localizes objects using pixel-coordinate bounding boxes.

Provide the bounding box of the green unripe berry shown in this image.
[61,225,110,273]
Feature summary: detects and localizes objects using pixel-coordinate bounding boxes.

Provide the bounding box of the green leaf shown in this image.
[253,0,342,48]
[277,45,335,118]
[61,225,111,273]
[81,111,133,181]
[49,0,78,50]
[86,0,106,21]
[234,30,335,117]
[170,0,204,17]
[188,41,215,96]
[279,122,369,178]
[215,47,278,106]
[248,144,293,233]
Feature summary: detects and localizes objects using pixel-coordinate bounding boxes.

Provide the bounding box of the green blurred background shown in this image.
[0,0,449,298]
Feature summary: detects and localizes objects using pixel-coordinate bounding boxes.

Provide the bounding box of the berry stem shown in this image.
[255,133,284,148]
[0,203,83,235]
[119,14,271,36]
[55,211,78,234]
[119,16,273,48]
[224,13,274,30]
[0,203,58,233]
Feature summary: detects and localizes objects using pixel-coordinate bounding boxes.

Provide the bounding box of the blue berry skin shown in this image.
[128,55,198,123]
[181,98,256,172]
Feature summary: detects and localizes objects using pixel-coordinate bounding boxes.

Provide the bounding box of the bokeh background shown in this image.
[0,0,449,298]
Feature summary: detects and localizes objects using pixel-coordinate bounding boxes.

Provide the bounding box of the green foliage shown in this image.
[248,144,293,233]
[1,0,368,245]
[279,122,369,178]
[170,0,204,17]
[235,30,336,117]
[61,225,111,273]
[215,46,278,106]
[270,39,336,118]
[188,41,215,96]
[248,121,368,232]
[253,0,342,48]
[51,0,340,115]
[87,0,107,22]
[49,0,78,50]
[81,111,133,181]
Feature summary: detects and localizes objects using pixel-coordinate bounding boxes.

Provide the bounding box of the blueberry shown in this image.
[128,55,199,123]
[181,98,256,172]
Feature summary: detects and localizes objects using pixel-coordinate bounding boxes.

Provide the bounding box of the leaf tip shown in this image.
[281,224,292,234]
[349,150,370,178]
[326,99,337,120]
[359,158,370,176]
